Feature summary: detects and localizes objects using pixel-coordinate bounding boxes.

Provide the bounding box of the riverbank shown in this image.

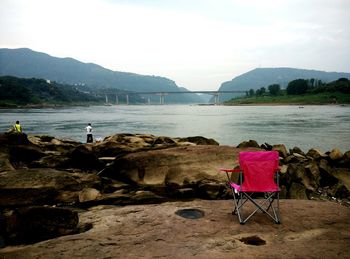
[1,199,349,259]
[224,92,350,105]
[0,132,349,257]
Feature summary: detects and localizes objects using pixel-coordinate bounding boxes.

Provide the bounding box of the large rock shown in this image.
[28,135,80,154]
[286,163,318,192]
[329,148,343,161]
[237,140,260,148]
[69,145,103,171]
[306,148,327,160]
[1,200,349,258]
[9,145,46,164]
[93,133,219,158]
[177,136,219,146]
[1,206,78,245]
[272,144,288,158]
[0,153,14,172]
[339,150,350,168]
[329,168,350,199]
[289,182,308,199]
[0,132,30,148]
[289,146,306,156]
[0,169,101,207]
[102,145,239,198]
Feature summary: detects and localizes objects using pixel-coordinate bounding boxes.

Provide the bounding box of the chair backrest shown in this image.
[239,151,279,192]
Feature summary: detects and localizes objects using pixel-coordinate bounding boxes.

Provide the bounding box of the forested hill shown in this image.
[0,48,203,104]
[0,76,100,107]
[218,67,350,102]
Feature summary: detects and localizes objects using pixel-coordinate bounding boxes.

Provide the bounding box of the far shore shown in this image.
[0,103,349,109]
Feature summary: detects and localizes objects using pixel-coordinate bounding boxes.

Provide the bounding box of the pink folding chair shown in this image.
[220,151,281,224]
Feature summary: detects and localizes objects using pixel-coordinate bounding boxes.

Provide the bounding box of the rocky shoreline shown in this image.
[0,132,349,254]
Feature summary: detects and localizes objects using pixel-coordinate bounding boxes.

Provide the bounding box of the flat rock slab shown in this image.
[1,200,349,258]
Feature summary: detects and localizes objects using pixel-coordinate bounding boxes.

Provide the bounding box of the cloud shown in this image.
[1,0,349,90]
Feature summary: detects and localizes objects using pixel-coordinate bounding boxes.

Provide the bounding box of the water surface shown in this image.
[0,105,349,152]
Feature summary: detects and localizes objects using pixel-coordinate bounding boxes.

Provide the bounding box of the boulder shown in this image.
[177,136,219,146]
[329,148,343,161]
[29,154,70,168]
[0,153,14,172]
[339,150,350,168]
[28,135,80,153]
[286,163,317,192]
[9,145,46,165]
[318,159,339,187]
[289,182,308,199]
[289,146,306,156]
[0,169,101,207]
[237,140,260,148]
[284,153,307,163]
[79,188,101,202]
[93,134,155,157]
[197,181,223,199]
[304,161,321,186]
[260,142,273,151]
[102,145,237,197]
[272,144,288,158]
[69,145,103,171]
[330,168,350,198]
[306,148,327,160]
[0,132,30,148]
[2,206,78,245]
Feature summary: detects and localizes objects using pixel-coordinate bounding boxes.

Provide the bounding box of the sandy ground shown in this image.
[1,199,349,259]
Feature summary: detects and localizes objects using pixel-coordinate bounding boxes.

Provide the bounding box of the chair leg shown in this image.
[239,192,281,224]
[232,189,243,224]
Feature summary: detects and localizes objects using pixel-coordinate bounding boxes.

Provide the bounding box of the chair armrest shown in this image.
[219,168,241,173]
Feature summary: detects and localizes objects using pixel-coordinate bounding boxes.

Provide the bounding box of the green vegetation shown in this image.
[225,78,350,105]
[0,76,101,107]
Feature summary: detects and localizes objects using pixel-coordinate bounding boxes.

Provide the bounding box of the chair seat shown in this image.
[230,182,280,192]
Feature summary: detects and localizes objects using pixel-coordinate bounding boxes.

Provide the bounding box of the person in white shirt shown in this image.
[85,123,93,143]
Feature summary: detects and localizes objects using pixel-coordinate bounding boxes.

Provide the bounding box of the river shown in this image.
[0,105,349,152]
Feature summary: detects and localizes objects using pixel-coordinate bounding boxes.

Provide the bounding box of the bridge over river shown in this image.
[96,90,246,105]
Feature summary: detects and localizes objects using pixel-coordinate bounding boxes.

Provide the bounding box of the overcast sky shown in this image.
[1,0,349,90]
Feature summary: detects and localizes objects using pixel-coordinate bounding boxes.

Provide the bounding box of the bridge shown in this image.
[97,90,246,105]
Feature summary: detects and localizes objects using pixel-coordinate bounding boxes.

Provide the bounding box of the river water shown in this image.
[0,105,349,152]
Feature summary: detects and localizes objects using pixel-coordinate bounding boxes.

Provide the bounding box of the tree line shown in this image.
[0,76,99,106]
[246,78,350,97]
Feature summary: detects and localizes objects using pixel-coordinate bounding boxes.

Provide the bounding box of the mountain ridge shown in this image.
[0,48,203,103]
[218,67,350,101]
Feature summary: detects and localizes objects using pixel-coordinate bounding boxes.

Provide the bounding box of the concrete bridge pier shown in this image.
[213,93,220,105]
[115,94,119,105]
[156,93,167,105]
[126,94,129,105]
[105,94,108,104]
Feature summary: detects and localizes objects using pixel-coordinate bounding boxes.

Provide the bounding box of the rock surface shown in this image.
[1,206,79,245]
[0,200,349,258]
[0,132,349,249]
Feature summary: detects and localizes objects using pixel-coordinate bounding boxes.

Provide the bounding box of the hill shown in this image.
[218,67,350,102]
[0,48,203,104]
[224,78,350,105]
[0,76,103,107]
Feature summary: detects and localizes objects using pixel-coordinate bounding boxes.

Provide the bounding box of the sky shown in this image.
[1,0,349,90]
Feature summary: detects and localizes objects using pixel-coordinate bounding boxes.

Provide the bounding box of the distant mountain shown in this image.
[218,67,350,101]
[0,48,203,104]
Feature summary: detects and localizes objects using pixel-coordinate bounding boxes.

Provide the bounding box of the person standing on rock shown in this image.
[13,121,22,133]
[85,123,93,143]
